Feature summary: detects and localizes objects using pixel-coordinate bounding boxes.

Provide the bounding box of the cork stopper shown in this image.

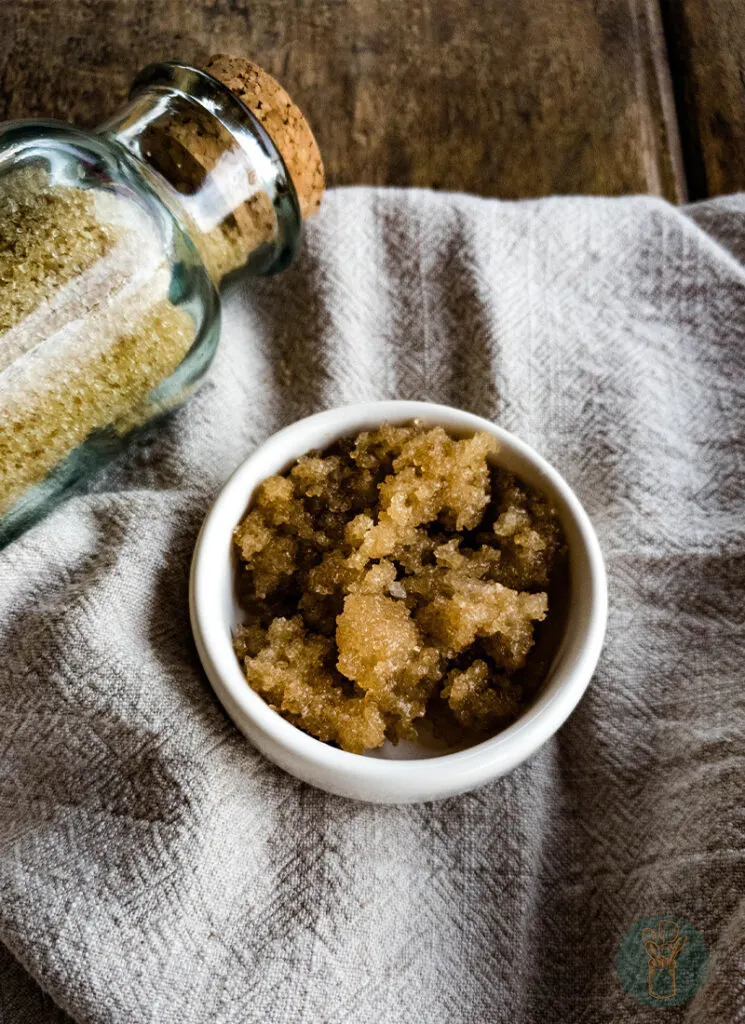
[203,54,325,221]
[114,56,324,281]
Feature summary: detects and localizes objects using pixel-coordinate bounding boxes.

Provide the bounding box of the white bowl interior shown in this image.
[193,402,603,770]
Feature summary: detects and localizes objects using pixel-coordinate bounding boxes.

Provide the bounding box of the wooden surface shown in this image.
[660,0,745,199]
[0,0,739,202]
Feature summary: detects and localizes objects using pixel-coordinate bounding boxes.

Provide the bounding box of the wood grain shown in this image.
[659,0,745,199]
[0,0,686,201]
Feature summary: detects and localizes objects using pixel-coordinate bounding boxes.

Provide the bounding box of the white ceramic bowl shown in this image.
[190,401,607,803]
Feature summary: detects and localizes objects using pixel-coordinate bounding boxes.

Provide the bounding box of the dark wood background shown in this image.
[0,0,743,202]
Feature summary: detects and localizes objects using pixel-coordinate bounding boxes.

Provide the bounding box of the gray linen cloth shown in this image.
[0,188,743,1024]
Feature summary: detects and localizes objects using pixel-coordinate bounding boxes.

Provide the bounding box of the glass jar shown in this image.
[0,57,322,545]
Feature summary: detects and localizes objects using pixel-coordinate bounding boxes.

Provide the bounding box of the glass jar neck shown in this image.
[99,62,302,285]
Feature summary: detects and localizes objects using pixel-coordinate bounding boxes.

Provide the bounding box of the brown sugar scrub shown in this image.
[232,422,567,755]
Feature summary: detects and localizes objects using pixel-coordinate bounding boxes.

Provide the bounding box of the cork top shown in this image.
[202,54,325,221]
[112,57,323,281]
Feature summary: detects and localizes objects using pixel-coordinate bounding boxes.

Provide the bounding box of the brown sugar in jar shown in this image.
[233,422,567,754]
[0,55,324,544]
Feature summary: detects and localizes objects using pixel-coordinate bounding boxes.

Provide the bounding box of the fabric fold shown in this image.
[0,187,743,1023]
